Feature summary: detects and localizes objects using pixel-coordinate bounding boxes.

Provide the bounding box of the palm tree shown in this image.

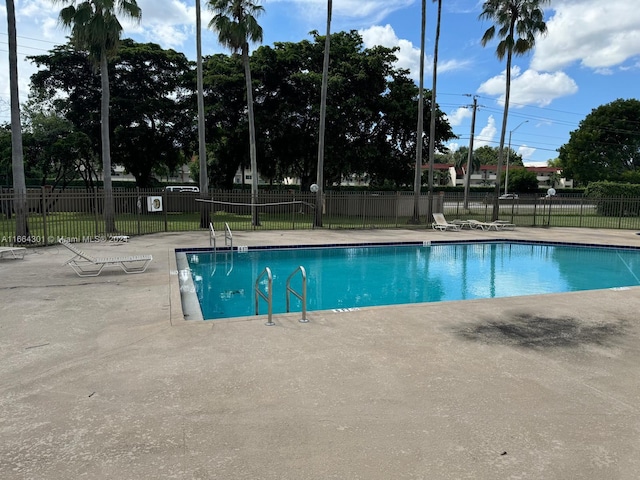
[427,0,442,223]
[315,0,332,228]
[195,0,210,228]
[208,0,264,226]
[6,0,28,240]
[479,0,548,220]
[54,0,142,233]
[411,0,426,224]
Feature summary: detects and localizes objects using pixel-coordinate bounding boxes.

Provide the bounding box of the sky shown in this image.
[1,0,639,166]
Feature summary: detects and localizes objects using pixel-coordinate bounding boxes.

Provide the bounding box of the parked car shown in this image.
[499,193,518,200]
[165,186,200,193]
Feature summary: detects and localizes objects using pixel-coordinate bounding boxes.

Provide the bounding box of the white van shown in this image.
[165,186,200,193]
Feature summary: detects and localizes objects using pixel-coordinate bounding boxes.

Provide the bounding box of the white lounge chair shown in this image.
[466,219,503,231]
[0,246,26,260]
[493,220,516,230]
[432,213,462,231]
[59,238,152,276]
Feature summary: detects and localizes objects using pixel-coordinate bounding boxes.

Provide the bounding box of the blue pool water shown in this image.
[183,242,640,320]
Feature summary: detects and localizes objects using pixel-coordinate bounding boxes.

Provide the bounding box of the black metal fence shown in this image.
[2,188,640,246]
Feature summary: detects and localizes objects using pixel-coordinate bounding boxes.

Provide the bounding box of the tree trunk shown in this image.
[411,0,426,224]
[100,50,116,233]
[243,43,260,226]
[315,0,332,228]
[196,0,210,228]
[492,18,516,222]
[427,0,442,222]
[6,0,29,240]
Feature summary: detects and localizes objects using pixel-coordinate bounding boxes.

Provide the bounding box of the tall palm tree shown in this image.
[315,0,332,228]
[6,0,28,240]
[479,0,549,220]
[427,0,442,223]
[411,0,426,224]
[195,0,210,228]
[53,0,142,233]
[208,0,264,226]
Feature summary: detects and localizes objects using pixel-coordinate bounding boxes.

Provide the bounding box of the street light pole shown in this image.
[505,120,528,196]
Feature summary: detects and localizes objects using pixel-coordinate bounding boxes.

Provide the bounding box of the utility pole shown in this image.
[463,96,478,210]
[505,120,528,196]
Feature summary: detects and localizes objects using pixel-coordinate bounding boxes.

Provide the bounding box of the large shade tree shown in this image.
[6,0,28,239]
[479,0,548,220]
[208,0,264,226]
[29,40,191,188]
[53,0,141,233]
[559,98,640,185]
[249,32,451,191]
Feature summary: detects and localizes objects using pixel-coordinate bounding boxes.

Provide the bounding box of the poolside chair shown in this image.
[59,238,152,277]
[0,246,26,260]
[466,219,503,231]
[432,213,462,231]
[467,219,516,231]
[493,220,516,230]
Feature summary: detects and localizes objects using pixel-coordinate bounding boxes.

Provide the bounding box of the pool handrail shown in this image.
[255,267,274,326]
[286,266,308,323]
[224,222,233,249]
[209,223,216,249]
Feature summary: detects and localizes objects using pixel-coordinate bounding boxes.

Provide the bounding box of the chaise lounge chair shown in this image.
[0,246,26,260]
[59,238,152,277]
[467,219,516,231]
[466,219,503,231]
[432,213,462,231]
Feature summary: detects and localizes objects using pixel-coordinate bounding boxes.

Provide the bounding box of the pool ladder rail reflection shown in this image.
[255,265,309,326]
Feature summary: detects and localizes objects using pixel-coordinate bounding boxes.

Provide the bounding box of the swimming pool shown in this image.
[179,241,640,320]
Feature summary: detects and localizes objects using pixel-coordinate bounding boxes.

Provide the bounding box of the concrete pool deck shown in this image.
[1,227,640,479]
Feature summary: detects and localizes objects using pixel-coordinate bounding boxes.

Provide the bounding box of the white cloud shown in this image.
[447,142,460,152]
[360,24,421,78]
[532,0,640,71]
[359,24,469,81]
[474,115,497,148]
[517,145,536,160]
[446,107,471,127]
[477,66,578,107]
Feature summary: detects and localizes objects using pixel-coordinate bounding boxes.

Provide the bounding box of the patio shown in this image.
[1,227,639,479]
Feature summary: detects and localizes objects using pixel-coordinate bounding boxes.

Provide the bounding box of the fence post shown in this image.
[164,189,168,232]
[136,187,141,236]
[41,186,48,246]
[577,197,582,227]
[618,197,624,229]
[93,187,100,236]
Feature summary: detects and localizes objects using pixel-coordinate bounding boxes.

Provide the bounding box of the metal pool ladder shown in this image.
[209,222,233,250]
[286,266,308,323]
[255,267,274,326]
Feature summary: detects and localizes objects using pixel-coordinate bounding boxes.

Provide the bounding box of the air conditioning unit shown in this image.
[147,196,163,212]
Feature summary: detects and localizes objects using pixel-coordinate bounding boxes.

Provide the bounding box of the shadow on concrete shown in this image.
[456,312,626,349]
